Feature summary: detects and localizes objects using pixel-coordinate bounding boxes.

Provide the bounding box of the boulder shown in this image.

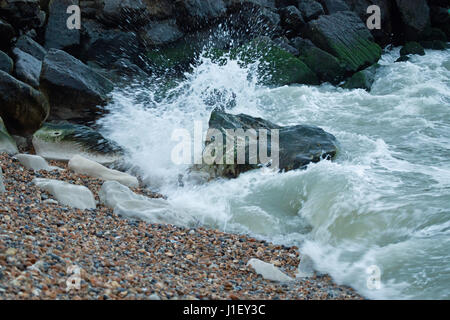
[45,0,80,50]
[230,37,319,86]
[68,155,138,188]
[395,0,431,41]
[298,44,346,84]
[33,178,96,210]
[32,122,124,164]
[194,109,338,179]
[0,18,15,50]
[400,42,426,56]
[0,116,18,154]
[174,0,226,31]
[318,0,349,14]
[305,11,382,73]
[97,0,150,28]
[12,48,41,88]
[342,63,380,91]
[0,0,42,30]
[140,20,184,46]
[247,258,294,282]
[15,153,60,171]
[430,6,450,38]
[39,49,114,122]
[0,166,5,193]
[297,0,325,22]
[0,70,49,135]
[144,0,174,20]
[15,35,47,60]
[0,50,13,74]
[279,5,305,33]
[81,20,143,67]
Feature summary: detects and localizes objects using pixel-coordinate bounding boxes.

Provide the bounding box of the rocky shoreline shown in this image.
[0,152,362,300]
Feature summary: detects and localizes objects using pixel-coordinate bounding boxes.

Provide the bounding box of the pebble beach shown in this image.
[0,152,363,300]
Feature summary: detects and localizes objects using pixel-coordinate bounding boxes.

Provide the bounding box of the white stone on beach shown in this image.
[33,178,96,210]
[247,258,294,282]
[68,155,138,187]
[0,167,5,194]
[15,154,61,171]
[296,254,315,278]
[99,181,191,225]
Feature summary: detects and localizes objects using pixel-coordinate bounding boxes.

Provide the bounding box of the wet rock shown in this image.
[32,122,124,164]
[430,6,450,38]
[247,258,294,282]
[140,20,184,46]
[230,37,319,86]
[342,63,380,91]
[279,5,305,33]
[297,0,325,22]
[0,70,49,135]
[12,48,41,88]
[395,0,431,41]
[0,0,42,30]
[0,50,13,74]
[400,42,426,56]
[15,35,47,61]
[305,11,382,73]
[194,109,338,179]
[175,0,226,32]
[0,116,18,154]
[33,178,96,210]
[68,155,138,188]
[39,49,114,122]
[45,0,80,50]
[317,0,349,14]
[15,154,60,171]
[98,0,150,28]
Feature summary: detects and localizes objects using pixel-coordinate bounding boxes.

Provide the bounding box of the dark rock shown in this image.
[0,0,41,30]
[400,42,425,56]
[305,11,382,73]
[342,0,395,46]
[140,20,184,46]
[175,0,226,32]
[15,35,47,60]
[297,0,325,22]
[194,109,338,179]
[430,6,450,38]
[144,0,174,20]
[98,0,150,28]
[395,55,410,63]
[12,48,41,88]
[39,49,114,122]
[342,63,380,91]
[279,5,305,32]
[0,50,13,74]
[273,37,300,56]
[298,45,346,84]
[81,20,143,67]
[317,0,349,14]
[0,19,15,50]
[230,37,319,86]
[45,0,81,50]
[0,70,49,135]
[395,0,431,41]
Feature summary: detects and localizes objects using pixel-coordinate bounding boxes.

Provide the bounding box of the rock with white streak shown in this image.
[68,155,138,187]
[15,154,61,171]
[247,258,294,282]
[33,178,96,210]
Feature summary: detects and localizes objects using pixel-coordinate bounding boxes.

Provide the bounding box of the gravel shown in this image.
[0,152,363,300]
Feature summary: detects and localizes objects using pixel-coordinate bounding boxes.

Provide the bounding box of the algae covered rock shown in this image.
[400,42,426,56]
[342,63,380,91]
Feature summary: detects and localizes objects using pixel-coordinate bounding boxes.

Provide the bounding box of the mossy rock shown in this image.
[400,42,425,56]
[342,64,380,91]
[299,46,346,84]
[420,40,448,51]
[146,41,199,72]
[230,38,319,86]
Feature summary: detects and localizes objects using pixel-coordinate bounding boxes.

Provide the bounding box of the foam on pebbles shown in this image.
[247,258,295,282]
[68,155,138,188]
[15,154,61,171]
[33,178,96,210]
